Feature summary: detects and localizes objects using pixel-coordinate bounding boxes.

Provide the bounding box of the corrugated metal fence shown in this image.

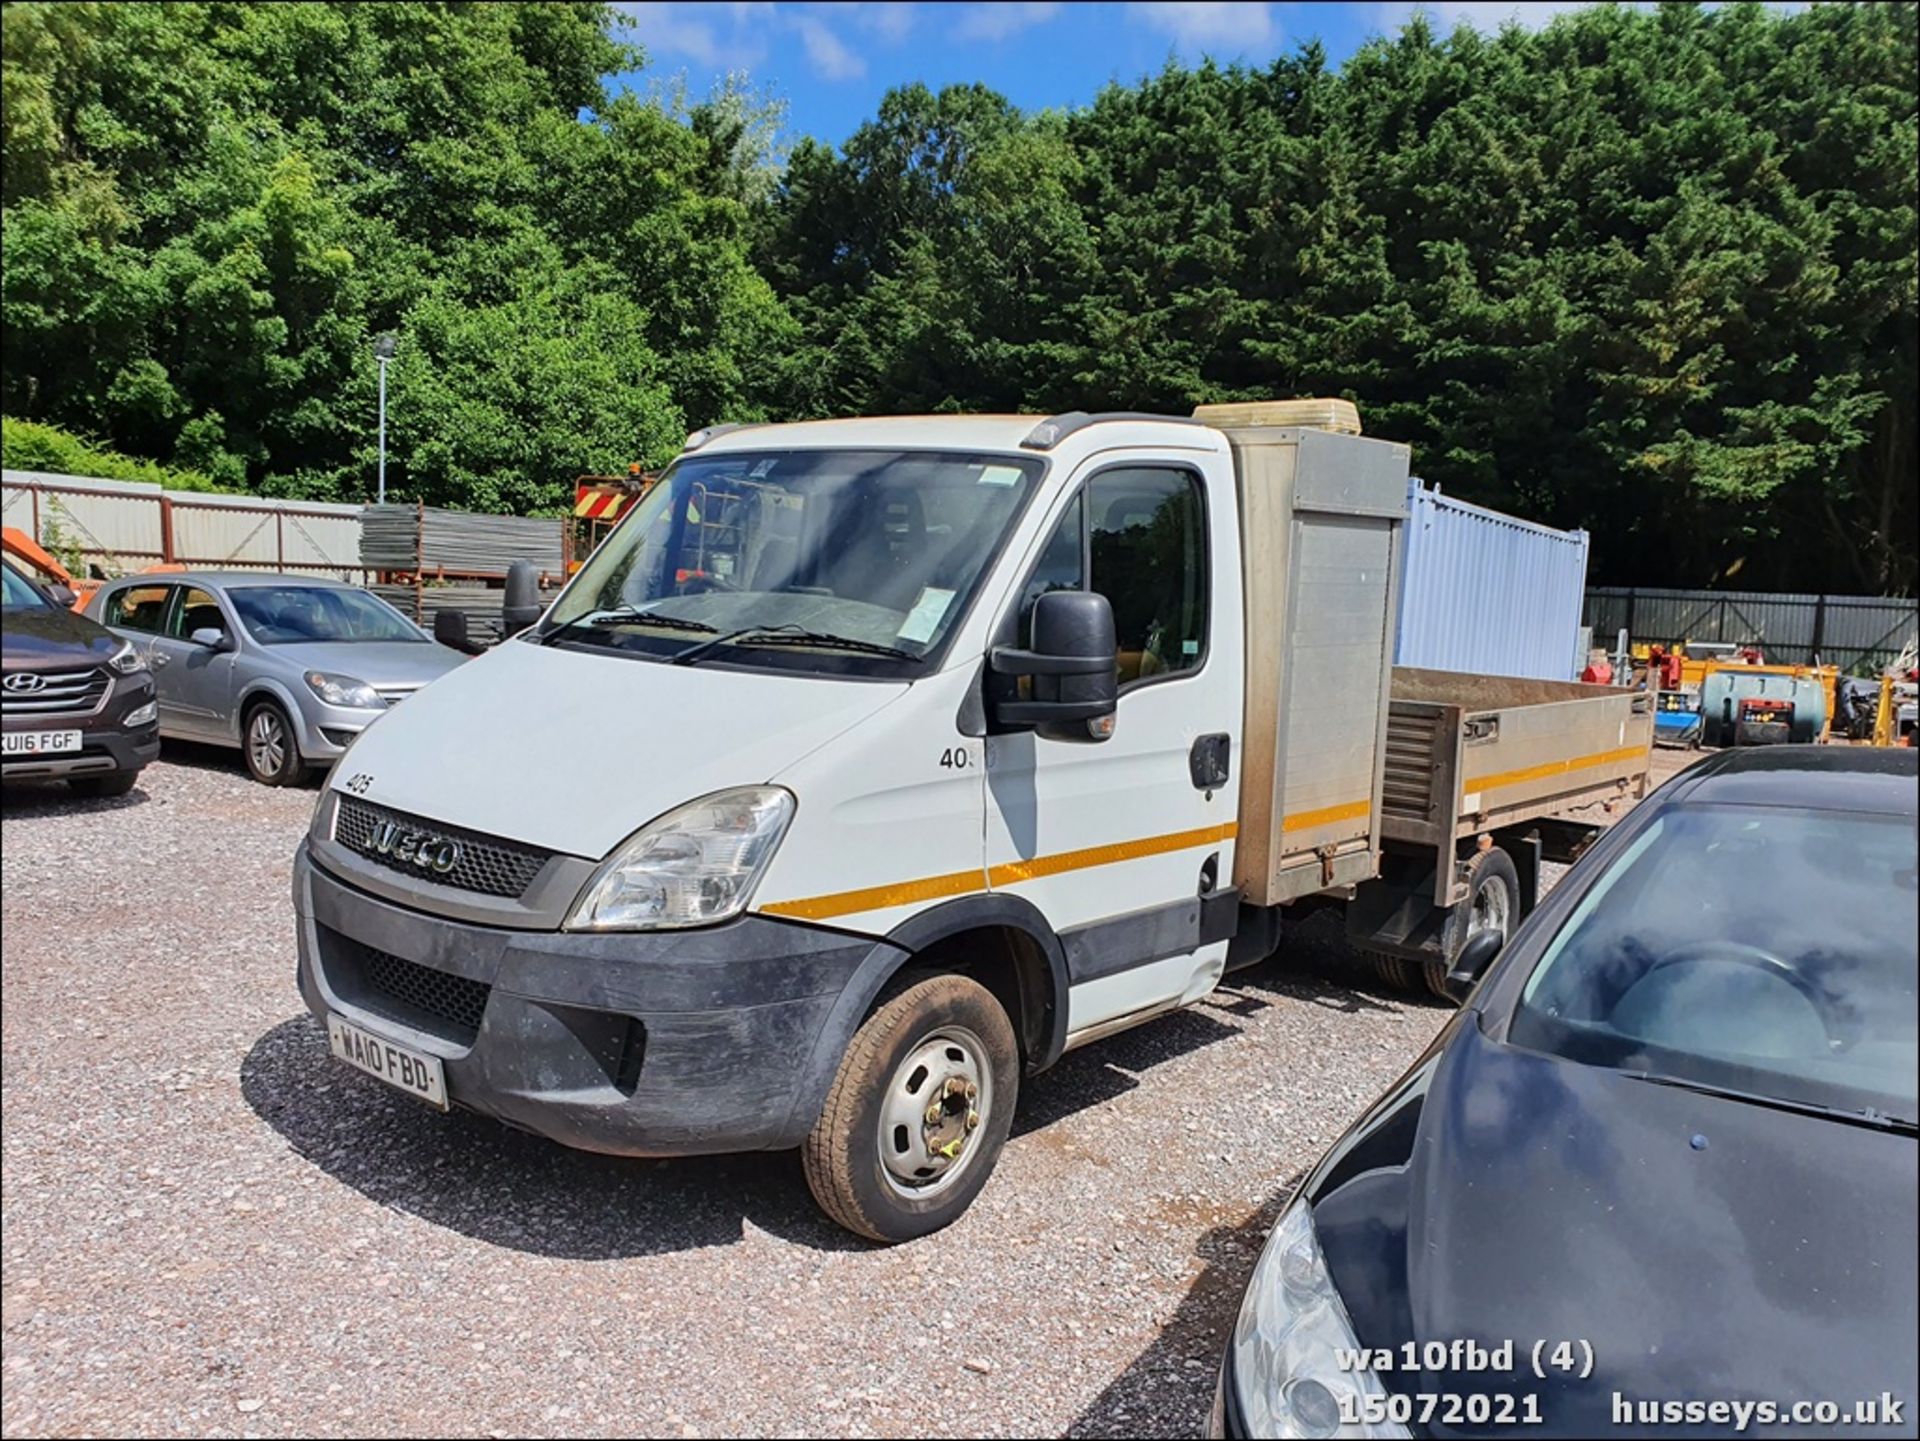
[1585,587,1918,672]
[1396,479,1591,681]
[1,470,366,581]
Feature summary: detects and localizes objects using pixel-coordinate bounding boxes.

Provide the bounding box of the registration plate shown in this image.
[1,730,82,756]
[326,1014,448,1110]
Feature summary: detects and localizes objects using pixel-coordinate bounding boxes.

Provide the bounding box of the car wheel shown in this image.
[803,975,1019,1244]
[67,770,138,798]
[243,702,309,786]
[1432,847,1520,1000]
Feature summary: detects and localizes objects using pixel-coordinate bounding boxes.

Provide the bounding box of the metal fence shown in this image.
[1585,586,1918,673]
[1397,479,1590,680]
[1,470,366,581]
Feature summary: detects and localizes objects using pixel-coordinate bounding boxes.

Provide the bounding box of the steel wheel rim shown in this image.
[1472,873,1512,938]
[877,1025,992,1199]
[248,710,286,776]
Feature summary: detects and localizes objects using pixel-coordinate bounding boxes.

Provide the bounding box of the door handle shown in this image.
[1189,733,1231,789]
[151,651,170,668]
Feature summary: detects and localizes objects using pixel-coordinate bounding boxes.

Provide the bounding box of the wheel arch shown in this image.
[773,894,1070,1150]
[234,677,308,750]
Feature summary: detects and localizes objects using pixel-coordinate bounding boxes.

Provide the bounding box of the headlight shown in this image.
[108,639,146,674]
[1230,1201,1407,1438]
[123,699,157,727]
[303,671,383,709]
[565,786,795,931]
[309,787,338,842]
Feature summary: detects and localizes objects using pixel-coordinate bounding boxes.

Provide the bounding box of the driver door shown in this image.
[984,458,1244,1041]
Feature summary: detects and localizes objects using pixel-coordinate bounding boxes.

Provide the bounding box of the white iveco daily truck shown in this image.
[297,401,1650,1241]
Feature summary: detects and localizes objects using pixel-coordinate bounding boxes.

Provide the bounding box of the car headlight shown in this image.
[123,699,157,727]
[565,786,795,931]
[1230,1200,1407,1439]
[108,639,146,674]
[303,671,384,709]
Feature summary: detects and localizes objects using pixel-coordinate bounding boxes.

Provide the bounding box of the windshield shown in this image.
[1511,804,1918,1125]
[538,449,1044,675]
[2,562,51,611]
[228,586,426,645]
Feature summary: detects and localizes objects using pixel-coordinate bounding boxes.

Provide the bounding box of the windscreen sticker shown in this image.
[977,465,1023,487]
[897,587,956,643]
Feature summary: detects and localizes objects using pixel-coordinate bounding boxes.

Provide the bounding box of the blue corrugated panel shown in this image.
[1394,478,1591,680]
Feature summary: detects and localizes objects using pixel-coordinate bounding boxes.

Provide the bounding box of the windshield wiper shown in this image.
[671,624,918,666]
[1621,1071,1916,1134]
[542,607,718,649]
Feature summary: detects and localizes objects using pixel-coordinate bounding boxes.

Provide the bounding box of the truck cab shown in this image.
[294,404,1644,1241]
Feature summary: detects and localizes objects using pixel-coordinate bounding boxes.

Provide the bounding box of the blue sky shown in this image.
[612,2,1609,144]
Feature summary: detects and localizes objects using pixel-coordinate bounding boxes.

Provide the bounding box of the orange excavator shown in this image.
[2,526,183,611]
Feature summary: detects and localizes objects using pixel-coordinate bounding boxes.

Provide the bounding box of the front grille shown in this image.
[1,666,109,716]
[345,939,492,1043]
[374,685,419,706]
[334,796,550,898]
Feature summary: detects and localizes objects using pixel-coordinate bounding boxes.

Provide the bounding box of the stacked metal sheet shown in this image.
[374,582,563,645]
[360,504,564,576]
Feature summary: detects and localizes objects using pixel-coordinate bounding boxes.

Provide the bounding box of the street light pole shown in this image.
[373,334,396,504]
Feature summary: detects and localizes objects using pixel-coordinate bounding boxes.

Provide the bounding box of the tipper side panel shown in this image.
[1231,427,1411,905]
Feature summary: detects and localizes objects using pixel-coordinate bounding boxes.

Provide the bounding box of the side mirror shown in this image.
[1443,928,1505,1003]
[46,582,77,609]
[433,609,484,655]
[989,590,1118,741]
[190,626,235,653]
[502,559,543,633]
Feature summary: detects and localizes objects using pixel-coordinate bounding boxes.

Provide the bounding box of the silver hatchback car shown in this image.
[85,572,466,785]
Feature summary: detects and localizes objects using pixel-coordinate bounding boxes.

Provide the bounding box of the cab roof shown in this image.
[687,412,1225,458]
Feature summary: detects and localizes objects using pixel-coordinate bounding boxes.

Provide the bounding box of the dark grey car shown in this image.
[84,572,466,785]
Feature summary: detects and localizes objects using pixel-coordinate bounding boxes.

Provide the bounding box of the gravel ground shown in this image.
[2,743,1685,1439]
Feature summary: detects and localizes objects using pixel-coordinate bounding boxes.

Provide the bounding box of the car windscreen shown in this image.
[1510,803,1918,1125]
[2,562,51,611]
[227,586,426,645]
[536,449,1044,677]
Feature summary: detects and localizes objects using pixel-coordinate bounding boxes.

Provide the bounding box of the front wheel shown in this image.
[802,975,1019,1244]
[243,702,309,787]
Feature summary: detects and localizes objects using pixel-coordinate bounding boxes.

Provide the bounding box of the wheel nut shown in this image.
[965,1111,979,1131]
[925,1104,942,1126]
[965,1082,978,1101]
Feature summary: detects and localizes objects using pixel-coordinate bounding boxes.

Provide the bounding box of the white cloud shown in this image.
[859,2,921,43]
[792,14,867,78]
[621,2,772,69]
[1132,1,1275,50]
[620,2,878,83]
[954,2,1062,41]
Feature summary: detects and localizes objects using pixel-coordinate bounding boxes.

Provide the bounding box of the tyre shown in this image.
[1432,846,1521,1000]
[67,769,138,798]
[1368,952,1421,992]
[802,974,1019,1244]
[243,701,309,786]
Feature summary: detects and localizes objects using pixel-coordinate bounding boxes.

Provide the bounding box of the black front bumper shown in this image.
[294,842,906,1156]
[0,722,158,780]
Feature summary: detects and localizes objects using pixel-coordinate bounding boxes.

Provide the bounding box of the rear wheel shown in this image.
[803,975,1019,1244]
[243,702,308,787]
[67,770,138,798]
[1430,847,1519,999]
